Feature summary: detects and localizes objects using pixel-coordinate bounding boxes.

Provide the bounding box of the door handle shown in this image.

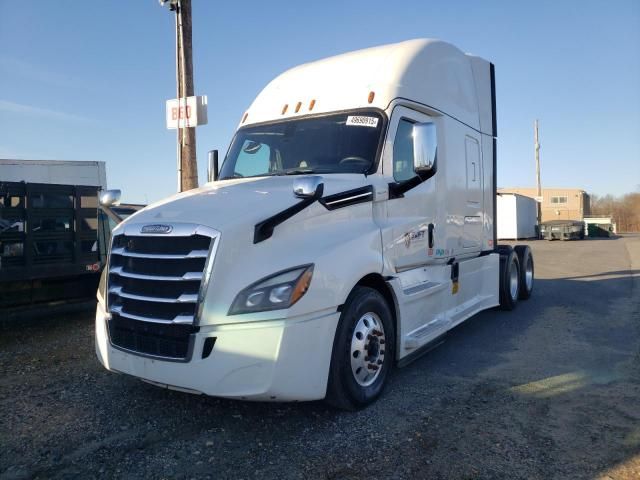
[428,223,434,248]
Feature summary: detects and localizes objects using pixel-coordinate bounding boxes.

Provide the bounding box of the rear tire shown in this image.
[498,248,520,311]
[514,245,534,300]
[325,286,395,411]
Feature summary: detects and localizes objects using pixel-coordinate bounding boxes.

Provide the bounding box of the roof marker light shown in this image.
[281,104,288,115]
[368,91,375,104]
[242,112,248,123]
[295,102,302,113]
[309,99,316,111]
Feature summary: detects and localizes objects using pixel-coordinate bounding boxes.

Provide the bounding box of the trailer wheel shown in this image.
[514,245,534,300]
[326,286,395,410]
[498,248,520,311]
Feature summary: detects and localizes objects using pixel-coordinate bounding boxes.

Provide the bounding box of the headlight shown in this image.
[229,265,314,315]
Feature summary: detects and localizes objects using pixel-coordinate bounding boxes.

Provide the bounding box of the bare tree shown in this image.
[591,192,640,232]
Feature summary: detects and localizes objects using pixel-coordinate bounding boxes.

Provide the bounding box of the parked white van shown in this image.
[96,39,534,409]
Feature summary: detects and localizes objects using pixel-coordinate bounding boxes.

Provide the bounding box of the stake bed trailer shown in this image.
[96,39,534,409]
[0,160,110,311]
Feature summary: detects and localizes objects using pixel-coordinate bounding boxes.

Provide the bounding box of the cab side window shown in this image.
[393,119,415,182]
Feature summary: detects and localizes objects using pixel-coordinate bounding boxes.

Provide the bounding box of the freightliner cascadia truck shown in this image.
[96,39,534,409]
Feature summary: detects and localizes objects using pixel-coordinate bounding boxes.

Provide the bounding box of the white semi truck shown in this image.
[96,39,534,409]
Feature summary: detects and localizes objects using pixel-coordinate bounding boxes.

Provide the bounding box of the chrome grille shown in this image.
[106,223,219,360]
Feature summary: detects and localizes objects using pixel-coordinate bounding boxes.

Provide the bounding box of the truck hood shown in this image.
[119,174,372,233]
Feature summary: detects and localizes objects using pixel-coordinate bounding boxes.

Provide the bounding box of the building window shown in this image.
[550,196,568,204]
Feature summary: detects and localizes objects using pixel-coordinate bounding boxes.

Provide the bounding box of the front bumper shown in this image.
[95,302,340,401]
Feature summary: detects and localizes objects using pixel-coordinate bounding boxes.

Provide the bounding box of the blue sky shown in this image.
[1,0,638,203]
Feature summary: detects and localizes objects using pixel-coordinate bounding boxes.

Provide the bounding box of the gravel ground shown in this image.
[1,235,639,480]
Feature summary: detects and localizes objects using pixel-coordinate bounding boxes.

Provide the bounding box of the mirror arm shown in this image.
[388,176,422,199]
[98,205,125,225]
[253,185,323,244]
[388,164,437,199]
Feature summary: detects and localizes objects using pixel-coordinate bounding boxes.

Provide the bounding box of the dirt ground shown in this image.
[1,235,639,480]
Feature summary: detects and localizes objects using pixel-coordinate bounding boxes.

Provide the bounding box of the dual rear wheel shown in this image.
[498,245,534,310]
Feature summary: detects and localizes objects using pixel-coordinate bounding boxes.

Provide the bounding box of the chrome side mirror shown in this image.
[413,122,437,174]
[293,176,324,199]
[99,189,121,207]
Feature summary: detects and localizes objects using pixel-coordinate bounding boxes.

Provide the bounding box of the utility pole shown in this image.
[176,0,198,191]
[164,0,198,191]
[534,119,542,233]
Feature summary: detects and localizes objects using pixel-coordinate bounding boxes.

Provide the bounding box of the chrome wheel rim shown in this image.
[350,312,386,387]
[510,262,519,300]
[525,257,534,291]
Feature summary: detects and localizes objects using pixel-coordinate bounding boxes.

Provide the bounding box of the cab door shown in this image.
[382,106,440,272]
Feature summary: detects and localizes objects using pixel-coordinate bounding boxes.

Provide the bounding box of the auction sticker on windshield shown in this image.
[346,116,379,128]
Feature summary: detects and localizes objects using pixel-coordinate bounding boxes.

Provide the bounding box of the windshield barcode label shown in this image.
[346,116,379,128]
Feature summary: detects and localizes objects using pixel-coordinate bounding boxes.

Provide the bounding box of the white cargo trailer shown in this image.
[497,193,537,240]
[0,159,107,189]
[96,39,535,409]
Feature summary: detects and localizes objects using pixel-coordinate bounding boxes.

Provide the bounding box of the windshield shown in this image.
[219,111,384,179]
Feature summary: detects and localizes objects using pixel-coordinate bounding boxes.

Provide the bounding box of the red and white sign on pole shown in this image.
[166,95,208,129]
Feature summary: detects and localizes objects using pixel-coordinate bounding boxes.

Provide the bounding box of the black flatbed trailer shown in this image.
[0,181,104,312]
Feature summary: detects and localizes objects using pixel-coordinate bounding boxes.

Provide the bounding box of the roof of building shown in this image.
[498,187,588,194]
[497,192,537,200]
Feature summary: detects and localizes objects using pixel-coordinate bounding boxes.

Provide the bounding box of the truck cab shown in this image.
[96,39,533,409]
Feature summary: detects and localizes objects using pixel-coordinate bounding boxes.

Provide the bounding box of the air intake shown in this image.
[106,223,219,360]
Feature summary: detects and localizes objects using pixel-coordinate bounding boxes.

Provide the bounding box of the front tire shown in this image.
[325,286,395,410]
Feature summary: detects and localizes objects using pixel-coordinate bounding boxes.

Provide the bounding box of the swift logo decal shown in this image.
[403,230,425,248]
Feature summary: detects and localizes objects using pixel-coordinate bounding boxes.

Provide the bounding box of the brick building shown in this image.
[497,187,590,222]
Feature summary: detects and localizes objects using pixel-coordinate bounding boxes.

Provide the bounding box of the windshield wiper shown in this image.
[283,168,316,175]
